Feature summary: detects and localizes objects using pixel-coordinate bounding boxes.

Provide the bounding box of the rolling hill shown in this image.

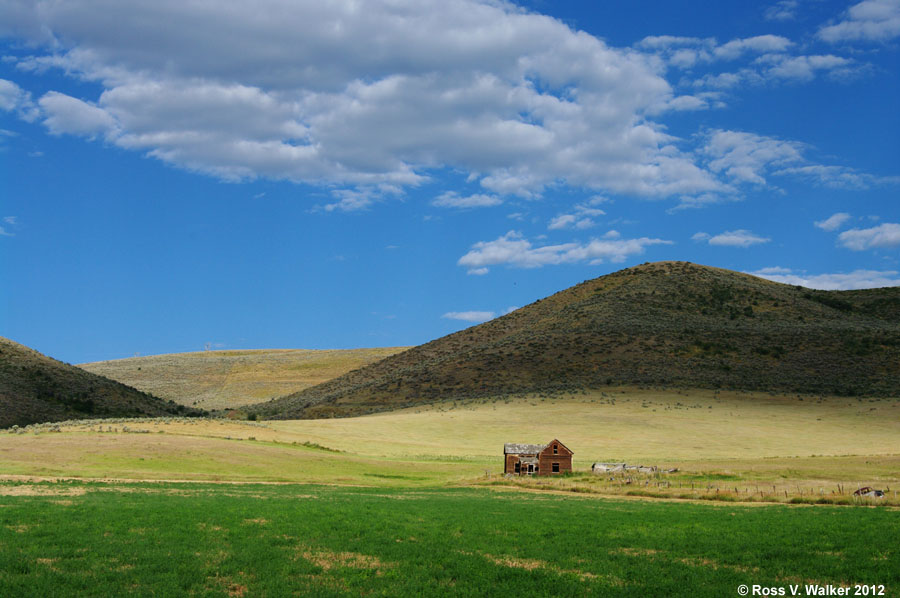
[79,347,408,410]
[0,336,199,428]
[251,261,900,419]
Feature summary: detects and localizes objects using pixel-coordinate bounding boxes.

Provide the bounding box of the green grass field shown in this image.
[2,481,897,598]
[3,388,899,595]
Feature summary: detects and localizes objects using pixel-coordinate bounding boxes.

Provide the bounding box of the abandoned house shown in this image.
[503,439,573,476]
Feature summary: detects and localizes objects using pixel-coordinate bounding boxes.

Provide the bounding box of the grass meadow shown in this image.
[2,389,899,499]
[2,481,898,598]
[2,388,899,595]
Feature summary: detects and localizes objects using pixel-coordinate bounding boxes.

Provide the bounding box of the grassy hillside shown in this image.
[253,261,900,419]
[0,337,198,428]
[79,347,407,410]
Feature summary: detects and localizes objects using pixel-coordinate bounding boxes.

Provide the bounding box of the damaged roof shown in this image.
[504,443,546,455]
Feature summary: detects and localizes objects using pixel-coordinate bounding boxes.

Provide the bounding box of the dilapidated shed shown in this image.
[504,439,573,476]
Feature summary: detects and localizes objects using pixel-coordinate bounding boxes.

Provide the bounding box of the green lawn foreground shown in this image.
[1,482,897,597]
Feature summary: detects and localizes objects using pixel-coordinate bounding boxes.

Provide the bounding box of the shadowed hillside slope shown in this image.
[0,337,199,428]
[80,347,408,410]
[252,261,900,419]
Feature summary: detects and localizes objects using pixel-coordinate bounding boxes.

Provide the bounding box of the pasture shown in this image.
[2,388,899,596]
[1,389,898,503]
[1,481,898,597]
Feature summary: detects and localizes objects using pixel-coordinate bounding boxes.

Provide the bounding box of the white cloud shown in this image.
[699,129,896,192]
[703,229,771,247]
[714,36,794,60]
[702,130,805,186]
[547,198,606,230]
[692,54,864,89]
[672,192,735,211]
[637,35,792,66]
[837,223,900,250]
[316,188,382,212]
[0,0,730,201]
[756,54,858,82]
[548,214,578,230]
[432,191,502,208]
[457,230,671,273]
[764,1,799,21]
[0,78,37,121]
[39,91,119,138]
[637,34,865,90]
[818,0,900,43]
[548,214,595,230]
[814,212,852,231]
[442,310,495,323]
[0,79,23,111]
[749,267,900,289]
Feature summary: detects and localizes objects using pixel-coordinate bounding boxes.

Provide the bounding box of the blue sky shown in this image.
[1,0,898,364]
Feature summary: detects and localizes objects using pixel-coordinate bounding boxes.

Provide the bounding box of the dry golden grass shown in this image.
[79,347,408,410]
[2,388,898,498]
[268,387,900,461]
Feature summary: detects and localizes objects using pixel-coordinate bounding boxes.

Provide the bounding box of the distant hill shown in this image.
[79,347,409,410]
[252,261,900,419]
[0,336,199,428]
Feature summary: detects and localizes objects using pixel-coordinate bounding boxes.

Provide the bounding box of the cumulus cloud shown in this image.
[432,192,502,208]
[748,267,900,289]
[442,311,495,323]
[457,230,671,273]
[695,229,771,247]
[0,0,731,201]
[837,222,900,250]
[814,212,851,231]
[818,0,900,43]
